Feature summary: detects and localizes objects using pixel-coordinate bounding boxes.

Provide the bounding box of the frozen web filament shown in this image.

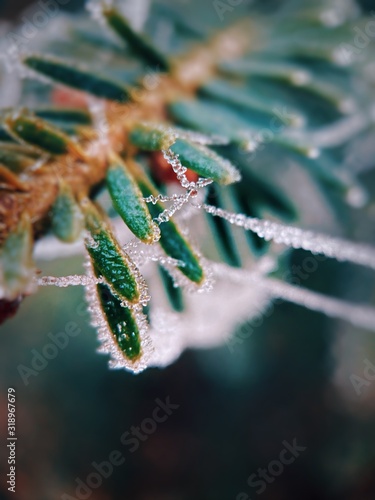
[212,264,375,332]
[203,205,375,271]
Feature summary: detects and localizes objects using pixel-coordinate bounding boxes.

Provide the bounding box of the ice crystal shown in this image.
[37,274,103,287]
[153,189,200,225]
[161,149,204,191]
[84,260,153,373]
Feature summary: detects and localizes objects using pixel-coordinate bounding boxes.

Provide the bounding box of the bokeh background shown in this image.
[1,1,375,499]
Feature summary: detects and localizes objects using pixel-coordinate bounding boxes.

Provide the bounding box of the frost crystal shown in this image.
[37,275,102,287]
[153,189,199,224]
[84,260,153,373]
[161,148,213,191]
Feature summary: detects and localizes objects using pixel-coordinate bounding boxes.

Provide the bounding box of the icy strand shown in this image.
[85,233,151,308]
[175,190,207,223]
[212,263,375,331]
[162,149,213,190]
[122,237,141,253]
[261,277,375,331]
[134,228,215,294]
[136,253,185,268]
[125,243,185,269]
[161,254,215,295]
[37,275,103,287]
[143,193,187,205]
[203,205,375,270]
[122,238,185,269]
[151,184,209,225]
[154,191,193,224]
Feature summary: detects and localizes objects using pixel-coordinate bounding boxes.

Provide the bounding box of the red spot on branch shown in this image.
[150,152,198,185]
[0,296,23,324]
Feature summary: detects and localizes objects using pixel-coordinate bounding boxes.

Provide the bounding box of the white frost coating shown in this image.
[84,229,151,308]
[153,188,202,224]
[161,254,215,295]
[84,260,154,373]
[203,204,375,270]
[37,274,103,287]
[146,259,273,368]
[128,216,214,295]
[35,256,375,371]
[162,145,239,190]
[33,243,375,373]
